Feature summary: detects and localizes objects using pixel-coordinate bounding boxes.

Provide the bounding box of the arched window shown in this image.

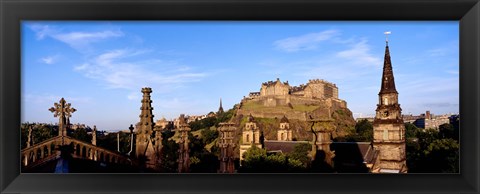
[282,133,285,140]
[246,134,250,143]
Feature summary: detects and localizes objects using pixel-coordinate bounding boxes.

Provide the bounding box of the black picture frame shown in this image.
[1,0,479,193]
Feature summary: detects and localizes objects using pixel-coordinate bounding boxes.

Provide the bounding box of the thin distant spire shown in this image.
[218,98,224,114]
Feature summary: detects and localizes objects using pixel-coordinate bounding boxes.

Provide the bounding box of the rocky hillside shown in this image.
[233,96,356,141]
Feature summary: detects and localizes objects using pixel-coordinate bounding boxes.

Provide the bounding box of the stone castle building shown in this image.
[249,78,339,100]
[242,78,347,121]
[371,40,407,173]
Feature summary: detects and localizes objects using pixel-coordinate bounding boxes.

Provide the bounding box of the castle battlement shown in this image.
[262,78,290,87]
[308,79,337,87]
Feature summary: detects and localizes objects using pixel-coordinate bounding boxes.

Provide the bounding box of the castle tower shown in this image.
[218,122,236,173]
[239,114,262,162]
[135,87,157,169]
[218,98,224,115]
[177,114,191,173]
[372,37,407,173]
[277,115,292,141]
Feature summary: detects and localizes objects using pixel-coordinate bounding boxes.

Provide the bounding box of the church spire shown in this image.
[218,98,224,114]
[379,36,398,94]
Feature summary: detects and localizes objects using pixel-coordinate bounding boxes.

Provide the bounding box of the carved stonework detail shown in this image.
[218,122,236,173]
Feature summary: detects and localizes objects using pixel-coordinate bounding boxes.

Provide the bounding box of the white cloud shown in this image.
[74,49,209,91]
[290,37,382,82]
[127,92,140,100]
[53,30,123,51]
[23,93,92,105]
[336,39,382,67]
[29,24,56,40]
[40,55,59,64]
[28,24,124,51]
[273,30,339,52]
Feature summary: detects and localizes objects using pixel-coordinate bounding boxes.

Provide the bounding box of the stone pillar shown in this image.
[153,127,163,169]
[33,150,37,162]
[40,147,45,159]
[27,126,33,148]
[218,122,236,173]
[92,126,97,146]
[308,117,335,168]
[177,114,191,173]
[24,153,29,166]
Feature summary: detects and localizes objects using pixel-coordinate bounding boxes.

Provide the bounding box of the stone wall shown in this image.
[238,109,308,121]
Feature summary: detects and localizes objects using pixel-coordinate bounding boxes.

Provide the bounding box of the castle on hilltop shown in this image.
[240,78,347,121]
[249,78,339,100]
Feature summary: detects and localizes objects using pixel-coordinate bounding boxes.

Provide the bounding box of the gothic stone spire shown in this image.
[379,42,398,94]
[136,87,155,161]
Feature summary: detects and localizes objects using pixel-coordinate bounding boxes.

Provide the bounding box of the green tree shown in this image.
[406,128,459,173]
[287,143,311,168]
[424,138,459,173]
[200,128,218,145]
[405,123,419,139]
[439,123,457,140]
[240,145,307,173]
[339,119,373,142]
[69,128,90,142]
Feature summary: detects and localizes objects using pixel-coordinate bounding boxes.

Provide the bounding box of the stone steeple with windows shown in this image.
[239,114,262,162]
[277,116,292,141]
[372,38,407,173]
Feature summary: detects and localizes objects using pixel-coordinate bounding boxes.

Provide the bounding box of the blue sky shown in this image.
[22,21,459,131]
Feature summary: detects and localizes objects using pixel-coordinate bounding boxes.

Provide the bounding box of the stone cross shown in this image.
[49,98,76,137]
